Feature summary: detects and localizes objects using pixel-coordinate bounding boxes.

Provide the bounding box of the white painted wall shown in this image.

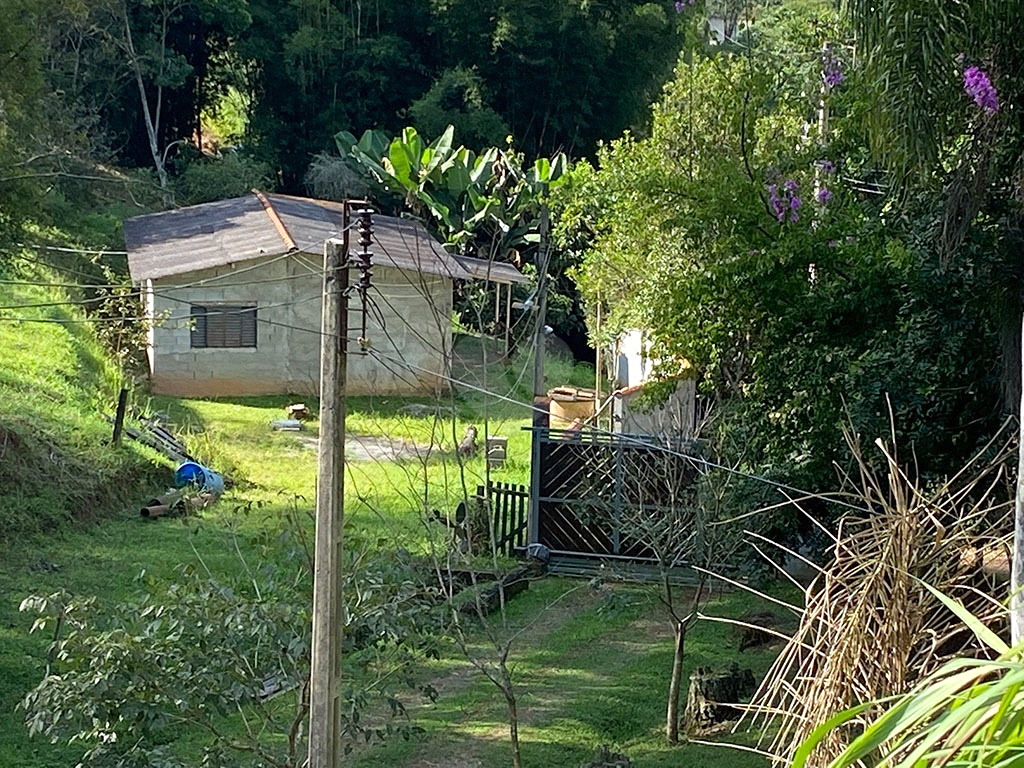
[614,328,648,389]
[147,254,452,397]
[610,328,696,439]
[614,380,696,438]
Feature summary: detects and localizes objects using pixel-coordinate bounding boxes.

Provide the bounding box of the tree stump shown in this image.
[683,662,755,733]
[584,745,632,768]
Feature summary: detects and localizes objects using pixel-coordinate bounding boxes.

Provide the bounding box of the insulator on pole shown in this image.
[349,202,374,351]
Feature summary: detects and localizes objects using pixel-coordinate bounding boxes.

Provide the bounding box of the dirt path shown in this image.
[293,432,436,462]
[353,586,607,768]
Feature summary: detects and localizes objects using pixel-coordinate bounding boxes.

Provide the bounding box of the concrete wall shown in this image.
[148,253,452,397]
[613,379,696,438]
[610,328,696,438]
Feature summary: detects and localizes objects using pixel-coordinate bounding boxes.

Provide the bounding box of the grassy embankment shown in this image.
[0,281,167,539]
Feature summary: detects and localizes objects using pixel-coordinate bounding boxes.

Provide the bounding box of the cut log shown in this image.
[285,403,311,420]
[140,487,219,518]
[460,562,540,617]
[683,662,755,733]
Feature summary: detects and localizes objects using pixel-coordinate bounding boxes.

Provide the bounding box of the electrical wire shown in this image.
[365,346,868,514]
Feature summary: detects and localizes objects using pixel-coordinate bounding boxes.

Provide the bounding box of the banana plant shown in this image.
[335,125,568,258]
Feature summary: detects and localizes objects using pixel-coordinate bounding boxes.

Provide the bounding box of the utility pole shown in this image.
[308,208,351,768]
[532,205,551,427]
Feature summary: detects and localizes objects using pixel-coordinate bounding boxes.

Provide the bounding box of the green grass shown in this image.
[0,315,775,768]
[147,392,535,553]
[0,279,169,540]
[352,579,776,768]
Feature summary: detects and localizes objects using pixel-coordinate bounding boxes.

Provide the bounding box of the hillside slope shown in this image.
[0,278,166,540]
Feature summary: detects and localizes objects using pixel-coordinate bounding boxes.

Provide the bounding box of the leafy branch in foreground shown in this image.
[19,503,439,768]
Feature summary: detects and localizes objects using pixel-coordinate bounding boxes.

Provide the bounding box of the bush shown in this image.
[174,151,274,205]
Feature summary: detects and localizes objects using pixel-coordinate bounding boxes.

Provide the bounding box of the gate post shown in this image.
[528,427,542,546]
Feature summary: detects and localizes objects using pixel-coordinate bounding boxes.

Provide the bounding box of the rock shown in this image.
[736,609,786,651]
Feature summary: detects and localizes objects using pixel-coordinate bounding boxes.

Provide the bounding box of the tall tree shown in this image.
[846,0,1024,641]
[564,0,1008,535]
[427,0,682,158]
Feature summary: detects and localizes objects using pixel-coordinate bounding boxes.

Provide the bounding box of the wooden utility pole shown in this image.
[532,205,551,426]
[308,221,350,767]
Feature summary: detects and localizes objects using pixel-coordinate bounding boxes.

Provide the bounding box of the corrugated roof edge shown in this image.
[454,254,531,284]
[124,193,497,283]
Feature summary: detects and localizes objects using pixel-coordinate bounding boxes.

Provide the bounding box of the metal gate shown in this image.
[527,427,698,560]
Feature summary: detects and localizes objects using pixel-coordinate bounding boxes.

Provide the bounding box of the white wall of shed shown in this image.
[613,379,696,438]
[614,328,648,389]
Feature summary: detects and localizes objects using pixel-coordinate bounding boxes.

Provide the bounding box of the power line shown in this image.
[6,233,855,513]
[14,242,129,256]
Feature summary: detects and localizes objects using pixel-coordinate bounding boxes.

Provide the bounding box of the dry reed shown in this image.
[745,423,1015,767]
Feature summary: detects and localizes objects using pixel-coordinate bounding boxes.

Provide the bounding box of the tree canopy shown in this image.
[562,0,1014,533]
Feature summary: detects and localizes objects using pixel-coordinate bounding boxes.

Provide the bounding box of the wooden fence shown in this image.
[476,481,529,558]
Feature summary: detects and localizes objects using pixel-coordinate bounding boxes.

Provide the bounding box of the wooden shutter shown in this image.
[239,306,257,347]
[207,309,228,347]
[194,305,257,348]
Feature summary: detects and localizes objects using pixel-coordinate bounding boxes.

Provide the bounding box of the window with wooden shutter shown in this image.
[190,305,257,348]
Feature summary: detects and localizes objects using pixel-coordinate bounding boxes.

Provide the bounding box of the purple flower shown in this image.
[767,179,802,223]
[824,69,844,87]
[822,45,844,87]
[675,1,684,11]
[819,160,835,174]
[768,183,785,220]
[816,187,832,204]
[789,210,799,223]
[963,65,999,113]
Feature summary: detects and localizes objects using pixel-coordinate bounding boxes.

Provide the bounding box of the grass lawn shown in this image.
[0,330,780,768]
[353,579,777,768]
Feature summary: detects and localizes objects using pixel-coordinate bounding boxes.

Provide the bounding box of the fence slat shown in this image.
[483,481,530,557]
[501,483,510,555]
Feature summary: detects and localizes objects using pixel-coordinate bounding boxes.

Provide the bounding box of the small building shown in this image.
[610,328,696,438]
[124,192,525,397]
